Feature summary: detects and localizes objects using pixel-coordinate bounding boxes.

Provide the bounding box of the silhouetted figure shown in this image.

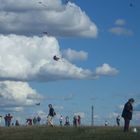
[77,115,81,126]
[47,104,56,126]
[4,114,8,127]
[26,118,32,125]
[122,98,134,132]
[33,117,37,125]
[73,116,77,127]
[7,113,13,127]
[65,116,70,126]
[15,120,20,126]
[59,115,63,126]
[116,115,120,126]
[37,116,41,125]
[105,120,108,126]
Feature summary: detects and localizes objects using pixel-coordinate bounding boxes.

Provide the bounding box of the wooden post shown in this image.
[91,105,94,126]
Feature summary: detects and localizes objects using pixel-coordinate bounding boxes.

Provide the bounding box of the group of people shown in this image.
[0,98,135,132]
[26,116,41,126]
[58,115,81,127]
[48,98,135,132]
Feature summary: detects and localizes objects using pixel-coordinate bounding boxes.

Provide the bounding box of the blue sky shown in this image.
[0,0,140,126]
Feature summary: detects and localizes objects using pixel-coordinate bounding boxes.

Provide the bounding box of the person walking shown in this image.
[121,98,135,132]
[47,104,56,127]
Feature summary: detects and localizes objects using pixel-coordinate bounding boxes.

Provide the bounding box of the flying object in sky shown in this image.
[43,32,48,35]
[129,3,133,7]
[36,103,40,106]
[38,1,47,8]
[53,55,60,61]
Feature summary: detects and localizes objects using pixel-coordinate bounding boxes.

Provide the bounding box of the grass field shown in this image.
[0,126,139,140]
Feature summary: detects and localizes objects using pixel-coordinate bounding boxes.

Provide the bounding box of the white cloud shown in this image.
[0,35,119,82]
[115,19,126,26]
[37,110,47,120]
[0,81,42,110]
[133,112,140,121]
[108,112,119,119]
[96,63,119,76]
[0,0,98,38]
[3,107,24,112]
[109,27,133,36]
[62,48,88,61]
[54,105,64,110]
[0,35,118,82]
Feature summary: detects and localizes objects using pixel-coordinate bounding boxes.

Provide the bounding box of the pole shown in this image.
[91,105,94,126]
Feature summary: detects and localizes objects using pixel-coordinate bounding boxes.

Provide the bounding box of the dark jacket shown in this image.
[122,101,133,120]
[49,107,55,117]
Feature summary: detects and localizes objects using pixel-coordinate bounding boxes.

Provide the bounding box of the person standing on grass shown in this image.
[59,115,63,126]
[37,116,41,125]
[47,104,56,127]
[77,115,81,126]
[4,114,8,127]
[121,98,135,132]
[116,115,120,126]
[7,113,13,127]
[65,116,70,126]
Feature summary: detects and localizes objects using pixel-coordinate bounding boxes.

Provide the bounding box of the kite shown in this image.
[129,3,133,7]
[43,31,48,35]
[36,103,40,105]
[53,55,60,61]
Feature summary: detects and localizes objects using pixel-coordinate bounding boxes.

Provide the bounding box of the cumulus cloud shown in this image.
[109,27,133,36]
[96,63,119,76]
[62,48,88,61]
[0,35,118,82]
[115,19,126,26]
[109,19,133,36]
[2,107,24,112]
[0,81,42,111]
[0,0,98,38]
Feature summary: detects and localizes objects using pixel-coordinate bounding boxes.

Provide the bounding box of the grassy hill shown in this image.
[0,126,139,140]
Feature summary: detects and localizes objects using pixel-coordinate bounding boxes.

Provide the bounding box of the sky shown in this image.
[0,0,140,126]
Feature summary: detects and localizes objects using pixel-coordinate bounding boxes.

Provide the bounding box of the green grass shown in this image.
[0,126,139,140]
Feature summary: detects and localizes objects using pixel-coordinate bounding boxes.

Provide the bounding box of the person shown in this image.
[65,116,70,126]
[15,120,20,126]
[73,115,77,127]
[7,113,13,127]
[59,115,63,126]
[26,118,32,125]
[47,104,56,127]
[121,98,135,132]
[33,117,37,125]
[4,114,8,127]
[0,115,2,126]
[116,115,120,126]
[77,115,81,126]
[37,116,41,125]
[105,120,108,126]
